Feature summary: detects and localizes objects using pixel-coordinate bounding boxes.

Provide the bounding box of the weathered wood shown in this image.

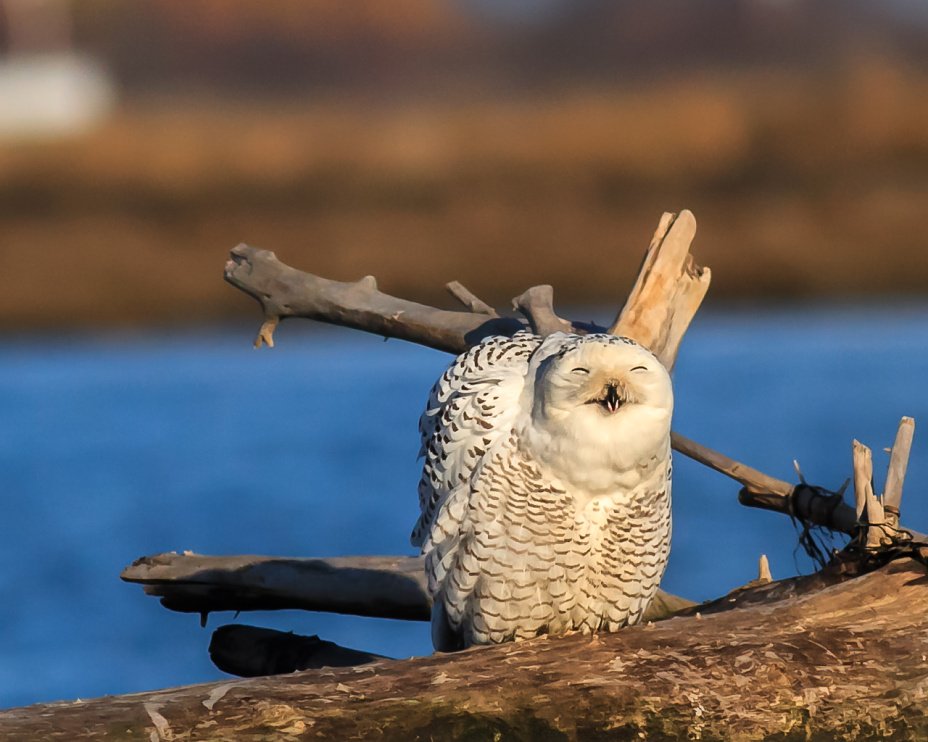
[855,439,890,550]
[610,209,711,369]
[884,416,915,529]
[222,216,823,519]
[8,559,928,740]
[121,552,695,625]
[224,210,706,370]
[511,284,573,336]
[738,483,862,536]
[444,280,497,316]
[224,244,553,354]
[672,430,794,499]
[757,553,772,583]
[121,553,431,621]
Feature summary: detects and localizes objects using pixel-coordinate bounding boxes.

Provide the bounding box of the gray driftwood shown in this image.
[121,552,695,623]
[6,559,928,739]
[222,211,904,539]
[122,553,432,621]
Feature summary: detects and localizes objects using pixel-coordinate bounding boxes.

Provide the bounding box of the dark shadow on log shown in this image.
[209,625,387,677]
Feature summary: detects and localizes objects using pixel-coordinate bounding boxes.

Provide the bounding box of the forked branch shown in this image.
[223,212,923,544]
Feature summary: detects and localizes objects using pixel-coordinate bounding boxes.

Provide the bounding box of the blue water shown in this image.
[2,306,928,710]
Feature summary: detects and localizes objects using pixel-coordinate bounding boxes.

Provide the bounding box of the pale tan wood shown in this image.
[883,416,915,528]
[758,554,772,583]
[854,440,889,549]
[853,440,868,522]
[121,553,432,621]
[610,209,711,369]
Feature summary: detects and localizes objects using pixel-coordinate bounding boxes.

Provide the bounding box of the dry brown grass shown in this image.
[3,60,928,330]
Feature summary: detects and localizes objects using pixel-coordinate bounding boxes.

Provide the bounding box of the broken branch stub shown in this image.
[883,416,915,528]
[445,281,497,316]
[610,210,711,370]
[511,284,573,336]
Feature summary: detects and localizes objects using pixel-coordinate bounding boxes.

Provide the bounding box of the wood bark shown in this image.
[5,559,928,740]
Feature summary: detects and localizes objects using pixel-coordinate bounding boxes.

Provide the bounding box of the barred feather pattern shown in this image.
[412,331,673,650]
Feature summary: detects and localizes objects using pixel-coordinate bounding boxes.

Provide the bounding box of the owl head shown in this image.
[537,335,672,421]
[522,334,673,490]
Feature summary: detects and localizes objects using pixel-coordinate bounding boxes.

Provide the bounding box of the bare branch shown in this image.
[738,485,861,535]
[223,216,923,540]
[610,210,711,369]
[445,281,497,316]
[671,431,793,498]
[121,553,431,621]
[511,284,573,335]
[224,244,526,354]
[121,552,695,624]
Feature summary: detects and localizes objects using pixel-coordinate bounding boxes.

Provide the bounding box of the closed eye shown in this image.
[571,367,590,374]
[630,365,648,372]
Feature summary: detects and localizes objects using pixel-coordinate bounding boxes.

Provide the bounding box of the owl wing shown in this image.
[410,331,542,549]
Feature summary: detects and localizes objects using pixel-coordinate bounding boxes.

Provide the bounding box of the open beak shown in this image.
[602,383,623,413]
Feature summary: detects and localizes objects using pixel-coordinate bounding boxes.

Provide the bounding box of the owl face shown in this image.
[539,338,673,422]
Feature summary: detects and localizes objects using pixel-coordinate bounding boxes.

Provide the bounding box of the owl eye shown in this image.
[630,365,648,372]
[571,367,590,374]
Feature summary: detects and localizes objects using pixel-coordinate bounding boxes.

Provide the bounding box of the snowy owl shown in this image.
[412,331,674,651]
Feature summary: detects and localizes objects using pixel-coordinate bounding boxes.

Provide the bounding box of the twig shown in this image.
[511,285,573,336]
[445,281,497,316]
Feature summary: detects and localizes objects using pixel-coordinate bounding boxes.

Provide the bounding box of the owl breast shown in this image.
[436,440,672,647]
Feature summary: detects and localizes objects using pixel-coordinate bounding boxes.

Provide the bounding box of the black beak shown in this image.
[602,383,622,413]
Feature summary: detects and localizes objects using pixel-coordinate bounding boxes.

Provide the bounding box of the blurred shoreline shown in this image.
[2,2,927,331]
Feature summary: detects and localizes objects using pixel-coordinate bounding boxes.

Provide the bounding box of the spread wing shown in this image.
[410,331,541,550]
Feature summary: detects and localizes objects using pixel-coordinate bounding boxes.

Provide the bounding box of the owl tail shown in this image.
[431,599,466,652]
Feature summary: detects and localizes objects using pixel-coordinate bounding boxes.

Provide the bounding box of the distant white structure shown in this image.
[0,0,116,140]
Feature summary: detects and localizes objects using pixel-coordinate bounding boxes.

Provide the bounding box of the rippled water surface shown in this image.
[2,306,928,709]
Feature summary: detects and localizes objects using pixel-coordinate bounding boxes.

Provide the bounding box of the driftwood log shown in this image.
[4,210,927,739]
[5,559,928,739]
